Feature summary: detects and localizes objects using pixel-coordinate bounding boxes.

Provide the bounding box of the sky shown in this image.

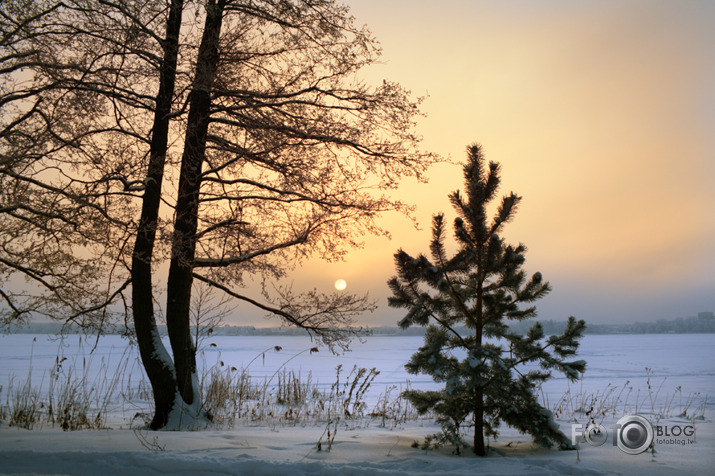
[253,0,715,329]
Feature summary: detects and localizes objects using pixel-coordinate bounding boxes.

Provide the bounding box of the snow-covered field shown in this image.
[1,333,714,475]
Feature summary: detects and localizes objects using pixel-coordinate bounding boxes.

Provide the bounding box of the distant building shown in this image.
[698,311,714,320]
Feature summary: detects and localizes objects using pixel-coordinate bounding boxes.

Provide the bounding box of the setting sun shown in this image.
[334,279,347,291]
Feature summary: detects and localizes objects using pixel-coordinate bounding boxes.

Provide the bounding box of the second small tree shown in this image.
[388,143,586,456]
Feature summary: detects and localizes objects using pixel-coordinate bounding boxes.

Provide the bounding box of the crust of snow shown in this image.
[1,417,713,475]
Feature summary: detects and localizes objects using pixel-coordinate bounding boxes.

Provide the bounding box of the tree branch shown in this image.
[193,233,308,268]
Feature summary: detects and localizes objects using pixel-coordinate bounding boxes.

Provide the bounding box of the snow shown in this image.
[1,417,713,475]
[163,389,210,431]
[150,326,176,375]
[1,333,714,475]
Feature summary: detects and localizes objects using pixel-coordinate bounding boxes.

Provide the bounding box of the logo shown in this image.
[572,415,657,455]
[572,416,695,454]
[613,415,654,455]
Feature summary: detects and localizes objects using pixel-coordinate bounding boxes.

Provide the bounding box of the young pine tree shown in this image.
[388,143,586,456]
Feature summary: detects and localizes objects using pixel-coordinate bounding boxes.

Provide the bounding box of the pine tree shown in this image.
[388,143,586,456]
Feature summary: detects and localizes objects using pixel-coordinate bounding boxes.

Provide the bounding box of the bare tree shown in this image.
[1,0,436,429]
[190,281,233,351]
[1,0,183,423]
[0,0,139,330]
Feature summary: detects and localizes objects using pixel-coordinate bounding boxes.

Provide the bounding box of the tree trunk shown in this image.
[473,387,486,456]
[165,0,225,406]
[131,0,185,430]
[474,264,486,456]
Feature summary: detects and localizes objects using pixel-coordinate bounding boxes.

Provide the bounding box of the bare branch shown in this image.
[192,272,372,352]
[193,233,308,268]
[63,277,132,324]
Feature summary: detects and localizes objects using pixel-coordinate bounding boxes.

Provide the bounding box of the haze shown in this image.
[236,1,715,328]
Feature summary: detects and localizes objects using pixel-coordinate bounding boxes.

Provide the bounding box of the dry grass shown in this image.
[2,343,708,442]
[544,367,708,431]
[0,342,138,431]
[4,374,41,429]
[0,343,419,432]
[198,348,416,430]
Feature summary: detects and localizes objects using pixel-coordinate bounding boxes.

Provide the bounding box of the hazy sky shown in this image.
[247,0,715,328]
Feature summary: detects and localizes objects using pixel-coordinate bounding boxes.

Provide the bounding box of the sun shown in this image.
[334,278,347,291]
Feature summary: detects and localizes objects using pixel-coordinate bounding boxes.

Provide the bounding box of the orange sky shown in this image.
[247,0,715,327]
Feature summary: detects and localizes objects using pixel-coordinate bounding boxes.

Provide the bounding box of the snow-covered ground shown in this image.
[1,415,713,475]
[1,333,713,475]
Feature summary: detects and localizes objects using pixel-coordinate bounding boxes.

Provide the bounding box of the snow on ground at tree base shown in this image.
[1,416,713,475]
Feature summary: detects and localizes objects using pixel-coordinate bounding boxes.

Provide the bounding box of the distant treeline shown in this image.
[507,315,715,336]
[372,315,715,336]
[5,314,715,336]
